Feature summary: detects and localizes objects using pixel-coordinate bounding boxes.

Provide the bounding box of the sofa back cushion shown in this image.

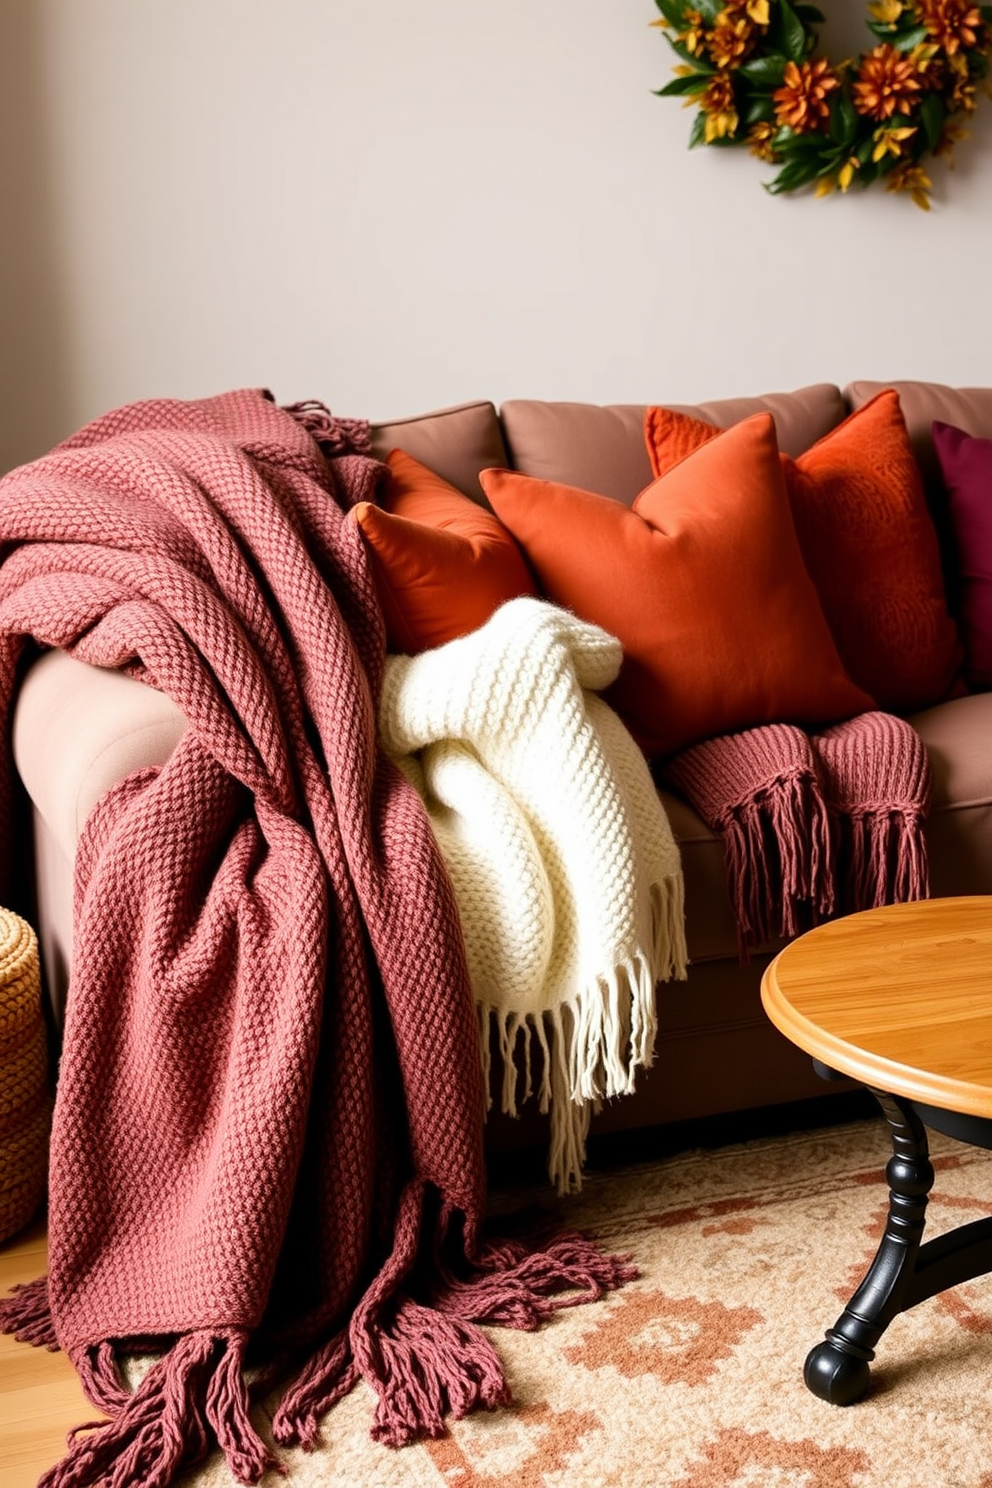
[371,400,507,504]
[499,384,847,505]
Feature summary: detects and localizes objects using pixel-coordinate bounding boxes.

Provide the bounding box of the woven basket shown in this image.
[0,908,51,1243]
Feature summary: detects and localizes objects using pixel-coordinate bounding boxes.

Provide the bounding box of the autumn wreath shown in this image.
[652,0,992,205]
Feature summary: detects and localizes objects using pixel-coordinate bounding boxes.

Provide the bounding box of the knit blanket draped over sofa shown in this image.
[0,391,637,1488]
[378,595,688,1196]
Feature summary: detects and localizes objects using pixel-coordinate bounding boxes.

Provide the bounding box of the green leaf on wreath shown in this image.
[766,154,822,192]
[688,110,709,149]
[828,91,858,145]
[654,0,688,30]
[693,0,725,23]
[920,91,946,150]
[775,0,810,61]
[892,23,931,49]
[739,53,790,85]
[774,130,825,159]
[657,72,714,95]
[745,94,777,124]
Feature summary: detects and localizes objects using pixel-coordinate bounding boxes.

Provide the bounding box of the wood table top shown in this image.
[760,897,992,1118]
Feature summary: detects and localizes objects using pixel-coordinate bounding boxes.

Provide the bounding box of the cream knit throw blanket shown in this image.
[378,597,687,1193]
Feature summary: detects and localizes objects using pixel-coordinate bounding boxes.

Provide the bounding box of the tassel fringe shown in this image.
[355,1297,509,1446]
[836,805,929,915]
[273,1174,637,1453]
[0,1273,58,1349]
[719,765,834,958]
[282,400,371,458]
[269,1332,357,1451]
[5,1184,637,1474]
[479,874,686,1193]
[37,1332,278,1488]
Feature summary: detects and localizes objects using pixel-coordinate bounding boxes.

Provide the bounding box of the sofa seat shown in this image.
[15,648,992,1047]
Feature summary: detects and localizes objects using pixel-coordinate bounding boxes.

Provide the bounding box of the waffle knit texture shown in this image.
[378,597,688,1195]
[663,713,932,956]
[0,391,636,1488]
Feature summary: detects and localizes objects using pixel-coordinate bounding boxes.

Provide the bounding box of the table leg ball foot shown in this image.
[803,1340,871,1405]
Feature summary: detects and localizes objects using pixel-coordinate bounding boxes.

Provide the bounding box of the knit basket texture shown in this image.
[0,907,51,1243]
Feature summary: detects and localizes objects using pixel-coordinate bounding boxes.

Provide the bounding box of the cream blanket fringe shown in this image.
[378,597,687,1193]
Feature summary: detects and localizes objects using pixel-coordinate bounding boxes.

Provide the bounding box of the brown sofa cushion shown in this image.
[909,690,992,897]
[371,401,507,504]
[499,384,847,504]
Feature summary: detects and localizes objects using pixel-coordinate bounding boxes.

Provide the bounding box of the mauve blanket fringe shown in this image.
[272,1178,635,1455]
[664,711,931,958]
[0,1178,638,1481]
[37,1332,276,1488]
[718,764,834,954]
[0,1273,57,1348]
[816,711,931,915]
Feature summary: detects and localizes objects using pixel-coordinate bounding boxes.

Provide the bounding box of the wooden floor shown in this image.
[0,1216,100,1488]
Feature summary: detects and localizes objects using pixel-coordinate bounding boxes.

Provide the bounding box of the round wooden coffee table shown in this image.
[760,896,992,1405]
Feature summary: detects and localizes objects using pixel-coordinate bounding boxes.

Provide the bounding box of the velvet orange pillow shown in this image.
[644,390,961,712]
[351,449,537,654]
[481,415,872,758]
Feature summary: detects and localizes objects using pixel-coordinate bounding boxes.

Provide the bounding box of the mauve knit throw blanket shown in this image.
[0,390,633,1487]
[663,713,932,957]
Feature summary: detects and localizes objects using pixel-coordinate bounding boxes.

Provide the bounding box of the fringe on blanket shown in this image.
[478,873,687,1193]
[0,1181,637,1484]
[815,711,931,914]
[663,712,931,958]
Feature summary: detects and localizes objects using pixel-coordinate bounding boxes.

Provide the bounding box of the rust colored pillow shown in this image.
[481,415,872,758]
[351,449,537,654]
[645,391,962,712]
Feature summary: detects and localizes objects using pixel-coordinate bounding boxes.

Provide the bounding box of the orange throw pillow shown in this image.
[351,449,537,654]
[482,415,872,758]
[644,391,962,711]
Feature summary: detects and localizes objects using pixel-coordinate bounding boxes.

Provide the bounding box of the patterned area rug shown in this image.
[181,1116,992,1488]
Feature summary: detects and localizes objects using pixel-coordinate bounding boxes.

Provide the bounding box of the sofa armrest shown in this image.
[14,650,187,863]
[13,652,187,1022]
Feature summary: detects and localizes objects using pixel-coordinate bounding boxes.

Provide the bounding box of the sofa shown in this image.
[11,378,992,1154]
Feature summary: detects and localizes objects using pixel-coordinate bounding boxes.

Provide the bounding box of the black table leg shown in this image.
[805,1090,935,1404]
[804,1087,992,1404]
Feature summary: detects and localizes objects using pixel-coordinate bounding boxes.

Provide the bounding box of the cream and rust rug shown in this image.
[180,1116,992,1488]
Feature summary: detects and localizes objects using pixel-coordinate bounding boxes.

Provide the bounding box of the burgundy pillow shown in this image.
[932,421,992,690]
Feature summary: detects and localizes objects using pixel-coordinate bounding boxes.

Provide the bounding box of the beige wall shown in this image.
[2,0,990,473]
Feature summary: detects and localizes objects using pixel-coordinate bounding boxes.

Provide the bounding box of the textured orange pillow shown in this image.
[645,391,962,711]
[351,449,537,654]
[482,415,872,757]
